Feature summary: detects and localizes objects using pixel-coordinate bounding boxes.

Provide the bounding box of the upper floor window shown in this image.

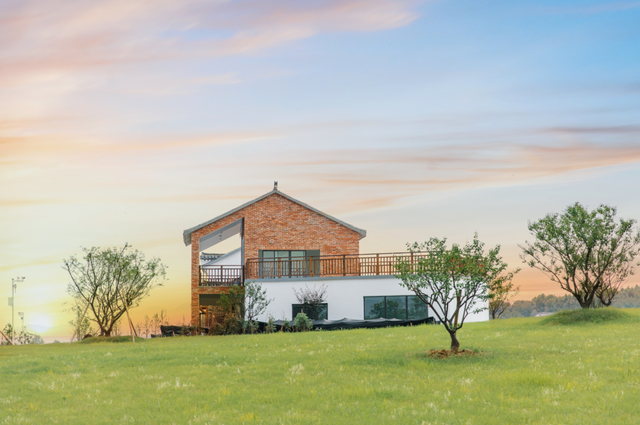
[259,250,319,278]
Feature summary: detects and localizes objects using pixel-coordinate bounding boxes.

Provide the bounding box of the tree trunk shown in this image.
[449,330,460,352]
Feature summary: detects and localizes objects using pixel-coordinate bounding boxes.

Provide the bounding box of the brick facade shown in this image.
[189,192,362,324]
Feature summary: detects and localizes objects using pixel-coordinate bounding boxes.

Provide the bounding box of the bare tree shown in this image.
[68,300,95,341]
[293,284,328,320]
[142,315,152,338]
[64,244,166,337]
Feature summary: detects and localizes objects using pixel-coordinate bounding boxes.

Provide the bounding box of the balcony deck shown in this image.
[198,252,428,286]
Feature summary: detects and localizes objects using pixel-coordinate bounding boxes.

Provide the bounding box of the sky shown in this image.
[1,0,640,342]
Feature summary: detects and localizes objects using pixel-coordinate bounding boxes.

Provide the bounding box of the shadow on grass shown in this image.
[540,308,640,326]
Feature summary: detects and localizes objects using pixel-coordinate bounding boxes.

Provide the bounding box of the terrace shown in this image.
[198,251,430,286]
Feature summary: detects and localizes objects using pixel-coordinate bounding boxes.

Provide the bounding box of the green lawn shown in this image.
[1,310,640,424]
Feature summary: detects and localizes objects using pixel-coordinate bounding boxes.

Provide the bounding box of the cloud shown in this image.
[0,0,420,86]
[258,139,640,211]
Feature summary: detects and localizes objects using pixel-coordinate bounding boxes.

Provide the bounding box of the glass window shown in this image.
[292,303,328,320]
[408,296,429,320]
[364,296,385,320]
[364,296,429,320]
[386,296,407,320]
[259,250,320,278]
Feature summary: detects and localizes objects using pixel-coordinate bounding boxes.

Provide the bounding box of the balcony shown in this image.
[198,251,430,286]
[199,265,244,286]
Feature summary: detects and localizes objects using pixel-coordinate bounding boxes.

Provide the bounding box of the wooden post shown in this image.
[120,289,136,342]
[376,254,380,275]
[342,255,346,276]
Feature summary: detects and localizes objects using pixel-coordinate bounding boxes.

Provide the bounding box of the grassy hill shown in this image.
[1,309,639,424]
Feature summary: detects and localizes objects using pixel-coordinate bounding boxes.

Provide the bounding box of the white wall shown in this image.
[253,276,489,323]
[202,249,241,266]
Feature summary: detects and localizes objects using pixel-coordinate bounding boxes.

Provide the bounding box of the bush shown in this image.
[293,313,313,332]
[265,316,276,334]
[243,320,258,334]
[540,308,638,326]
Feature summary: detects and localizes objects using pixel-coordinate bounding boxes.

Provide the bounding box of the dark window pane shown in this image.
[408,296,429,320]
[386,296,407,319]
[364,296,385,320]
[292,303,327,320]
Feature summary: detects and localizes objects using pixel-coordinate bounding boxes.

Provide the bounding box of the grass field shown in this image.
[1,309,640,424]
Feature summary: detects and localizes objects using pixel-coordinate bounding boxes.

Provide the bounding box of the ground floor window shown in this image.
[292,303,328,320]
[364,296,428,320]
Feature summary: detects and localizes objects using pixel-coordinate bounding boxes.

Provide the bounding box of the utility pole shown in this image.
[10,277,25,345]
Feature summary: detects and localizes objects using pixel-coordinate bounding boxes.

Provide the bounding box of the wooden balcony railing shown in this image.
[199,266,244,286]
[244,251,430,280]
[199,252,432,286]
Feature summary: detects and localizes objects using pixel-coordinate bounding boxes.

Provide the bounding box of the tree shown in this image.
[488,268,520,319]
[395,235,510,352]
[64,244,166,337]
[520,203,640,308]
[293,284,328,320]
[68,300,95,341]
[216,286,244,335]
[2,324,43,345]
[244,281,273,323]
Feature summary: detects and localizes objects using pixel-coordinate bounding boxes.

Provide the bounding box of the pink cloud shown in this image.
[0,0,420,86]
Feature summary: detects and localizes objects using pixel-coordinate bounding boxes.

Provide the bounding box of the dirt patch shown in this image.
[425,349,479,359]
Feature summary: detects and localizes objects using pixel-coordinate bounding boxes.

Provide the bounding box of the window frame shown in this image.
[292,303,328,320]
[363,295,428,320]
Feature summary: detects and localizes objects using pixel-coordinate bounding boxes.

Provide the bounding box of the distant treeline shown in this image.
[501,285,640,318]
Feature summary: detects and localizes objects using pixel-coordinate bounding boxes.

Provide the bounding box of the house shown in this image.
[183,183,488,326]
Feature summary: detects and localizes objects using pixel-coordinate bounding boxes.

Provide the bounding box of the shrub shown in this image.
[265,316,276,334]
[293,313,313,332]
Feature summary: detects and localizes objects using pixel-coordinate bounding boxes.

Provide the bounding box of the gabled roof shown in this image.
[183,188,367,246]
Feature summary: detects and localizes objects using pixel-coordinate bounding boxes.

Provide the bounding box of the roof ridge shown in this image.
[183,189,366,246]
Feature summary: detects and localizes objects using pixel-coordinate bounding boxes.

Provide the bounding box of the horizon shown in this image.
[2,0,639,342]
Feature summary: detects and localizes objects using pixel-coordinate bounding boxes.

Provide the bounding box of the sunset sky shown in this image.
[1,0,640,342]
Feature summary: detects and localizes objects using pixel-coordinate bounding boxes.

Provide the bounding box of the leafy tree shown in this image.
[244,281,273,323]
[488,268,520,319]
[395,235,510,351]
[214,286,244,335]
[1,324,43,345]
[1,324,14,345]
[293,284,328,320]
[64,244,166,337]
[520,203,640,308]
